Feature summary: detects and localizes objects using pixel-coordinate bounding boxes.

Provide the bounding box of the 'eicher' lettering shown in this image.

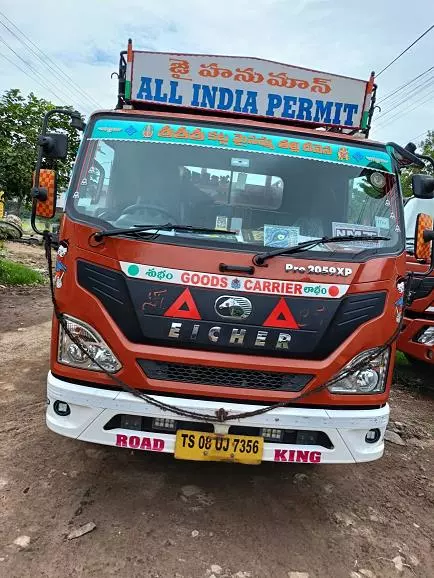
[167,321,293,350]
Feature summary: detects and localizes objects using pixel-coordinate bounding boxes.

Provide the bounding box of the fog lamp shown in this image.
[153,418,176,431]
[120,415,142,431]
[53,400,71,416]
[261,428,283,441]
[365,428,381,444]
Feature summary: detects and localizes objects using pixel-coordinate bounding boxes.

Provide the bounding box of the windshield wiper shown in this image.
[253,235,391,265]
[93,223,237,241]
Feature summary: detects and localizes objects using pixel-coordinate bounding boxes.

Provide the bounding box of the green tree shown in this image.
[0,88,82,214]
[400,131,434,197]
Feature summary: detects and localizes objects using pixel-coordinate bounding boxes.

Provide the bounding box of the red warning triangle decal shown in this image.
[164,288,201,320]
[262,298,299,329]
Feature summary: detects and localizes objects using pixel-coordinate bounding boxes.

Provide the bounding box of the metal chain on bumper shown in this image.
[44,233,409,423]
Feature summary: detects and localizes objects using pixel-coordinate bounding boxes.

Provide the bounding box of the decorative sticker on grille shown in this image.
[120,262,349,299]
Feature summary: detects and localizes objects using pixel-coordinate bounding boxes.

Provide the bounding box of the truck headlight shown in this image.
[328,348,390,394]
[415,326,434,346]
[58,315,121,373]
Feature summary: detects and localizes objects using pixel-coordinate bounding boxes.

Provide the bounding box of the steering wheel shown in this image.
[121,203,177,223]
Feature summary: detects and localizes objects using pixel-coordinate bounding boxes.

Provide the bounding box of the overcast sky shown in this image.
[1,0,433,146]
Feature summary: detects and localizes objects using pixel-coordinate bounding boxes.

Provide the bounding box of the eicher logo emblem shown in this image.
[215,295,252,320]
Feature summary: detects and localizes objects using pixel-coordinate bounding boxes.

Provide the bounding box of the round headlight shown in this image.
[356,369,379,392]
[67,343,87,363]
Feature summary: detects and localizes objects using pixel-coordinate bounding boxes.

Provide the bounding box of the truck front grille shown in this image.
[138,359,312,392]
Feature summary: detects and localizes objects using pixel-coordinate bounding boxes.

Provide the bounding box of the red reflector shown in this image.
[262,298,299,329]
[164,288,201,320]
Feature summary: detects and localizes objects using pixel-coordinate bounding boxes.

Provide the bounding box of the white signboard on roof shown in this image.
[127,49,373,131]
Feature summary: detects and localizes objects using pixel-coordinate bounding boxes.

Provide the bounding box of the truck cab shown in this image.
[31,42,434,464]
[398,196,434,366]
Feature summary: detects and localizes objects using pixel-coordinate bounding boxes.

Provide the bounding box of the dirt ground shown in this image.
[1,241,48,277]
[0,243,433,578]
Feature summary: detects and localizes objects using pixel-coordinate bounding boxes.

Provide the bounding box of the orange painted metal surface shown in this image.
[49,108,409,406]
[51,209,407,406]
[397,255,434,365]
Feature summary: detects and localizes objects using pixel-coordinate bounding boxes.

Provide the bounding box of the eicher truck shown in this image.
[31,40,434,465]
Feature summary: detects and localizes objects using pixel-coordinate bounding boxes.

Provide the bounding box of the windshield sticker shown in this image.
[96,126,123,134]
[90,119,393,173]
[264,225,299,248]
[120,262,350,298]
[332,222,381,248]
[243,230,264,244]
[230,217,243,235]
[285,262,353,276]
[375,216,390,230]
[215,216,228,230]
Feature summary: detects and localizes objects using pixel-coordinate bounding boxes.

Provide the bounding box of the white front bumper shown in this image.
[46,372,389,464]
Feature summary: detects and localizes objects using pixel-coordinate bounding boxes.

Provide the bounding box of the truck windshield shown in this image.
[68,116,402,255]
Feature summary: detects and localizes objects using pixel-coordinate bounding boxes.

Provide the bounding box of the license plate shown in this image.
[175,430,264,464]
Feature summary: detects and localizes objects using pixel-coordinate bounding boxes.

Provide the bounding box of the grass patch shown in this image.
[21,216,59,234]
[0,258,44,285]
[395,351,410,367]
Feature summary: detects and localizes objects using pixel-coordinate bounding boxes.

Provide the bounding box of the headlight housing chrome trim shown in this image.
[327,347,390,394]
[58,315,121,373]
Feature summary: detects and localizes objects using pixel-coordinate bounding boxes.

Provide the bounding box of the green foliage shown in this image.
[0,88,82,212]
[0,258,44,285]
[395,351,410,367]
[400,130,434,197]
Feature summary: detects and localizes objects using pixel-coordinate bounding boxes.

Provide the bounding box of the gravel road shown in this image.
[0,250,433,578]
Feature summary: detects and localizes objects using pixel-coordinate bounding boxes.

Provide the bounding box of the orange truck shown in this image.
[398,195,434,367]
[31,40,434,465]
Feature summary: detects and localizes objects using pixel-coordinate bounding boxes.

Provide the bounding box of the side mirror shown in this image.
[412,174,434,199]
[38,133,68,160]
[387,142,425,169]
[33,168,57,219]
[414,213,434,261]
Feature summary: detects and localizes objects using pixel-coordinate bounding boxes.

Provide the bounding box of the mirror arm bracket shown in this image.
[31,186,47,201]
[416,153,434,171]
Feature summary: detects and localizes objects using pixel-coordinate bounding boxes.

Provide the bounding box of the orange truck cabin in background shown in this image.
[398,197,434,366]
[32,41,434,465]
